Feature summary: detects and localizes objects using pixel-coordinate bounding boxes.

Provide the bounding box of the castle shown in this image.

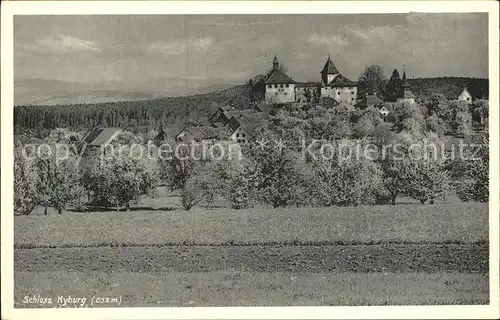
[265,55,358,104]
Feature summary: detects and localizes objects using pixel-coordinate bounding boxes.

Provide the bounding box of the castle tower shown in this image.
[273,55,279,71]
[320,54,340,85]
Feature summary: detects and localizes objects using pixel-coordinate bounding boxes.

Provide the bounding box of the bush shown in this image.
[180,178,200,210]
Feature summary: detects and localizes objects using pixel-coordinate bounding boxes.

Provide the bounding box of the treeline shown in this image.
[14,84,257,138]
[13,126,489,215]
[14,97,489,215]
[14,75,487,139]
[408,77,489,100]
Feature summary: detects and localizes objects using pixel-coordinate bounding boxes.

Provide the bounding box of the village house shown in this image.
[457,87,473,104]
[153,127,183,146]
[173,125,229,143]
[77,127,122,154]
[356,93,384,109]
[210,108,257,127]
[447,86,473,105]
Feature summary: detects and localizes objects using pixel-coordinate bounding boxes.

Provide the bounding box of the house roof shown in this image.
[321,56,339,74]
[219,105,233,112]
[327,74,356,87]
[233,123,267,138]
[222,109,257,119]
[156,128,182,140]
[181,126,230,141]
[319,96,340,107]
[366,94,384,106]
[265,69,295,84]
[254,103,270,113]
[227,112,269,131]
[400,88,416,99]
[445,87,472,100]
[82,127,121,146]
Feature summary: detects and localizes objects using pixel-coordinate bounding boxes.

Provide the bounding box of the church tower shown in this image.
[396,67,416,104]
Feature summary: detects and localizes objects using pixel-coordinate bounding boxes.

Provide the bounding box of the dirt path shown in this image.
[15,243,488,273]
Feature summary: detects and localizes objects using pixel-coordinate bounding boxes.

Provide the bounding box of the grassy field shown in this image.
[15,271,489,307]
[15,203,488,247]
[14,202,489,307]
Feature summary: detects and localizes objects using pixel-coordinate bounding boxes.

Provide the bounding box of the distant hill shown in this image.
[407,77,488,100]
[14,83,255,137]
[14,76,488,138]
[14,78,238,106]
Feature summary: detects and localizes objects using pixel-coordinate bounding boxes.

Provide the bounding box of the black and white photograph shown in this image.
[1,1,499,319]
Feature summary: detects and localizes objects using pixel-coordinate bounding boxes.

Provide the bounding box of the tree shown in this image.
[392,102,425,133]
[45,128,82,144]
[111,130,142,146]
[358,65,385,97]
[399,132,452,204]
[421,93,449,117]
[384,69,401,102]
[456,130,489,202]
[88,154,157,211]
[353,107,383,138]
[224,158,255,209]
[159,144,200,191]
[180,176,201,210]
[471,99,489,130]
[14,145,39,215]
[425,114,446,136]
[309,139,384,206]
[243,129,308,208]
[36,145,84,214]
[449,100,473,137]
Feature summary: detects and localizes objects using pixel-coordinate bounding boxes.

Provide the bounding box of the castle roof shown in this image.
[265,69,295,84]
[321,55,339,74]
[296,82,321,87]
[327,74,356,87]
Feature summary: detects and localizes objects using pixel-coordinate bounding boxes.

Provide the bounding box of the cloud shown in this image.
[306,34,348,47]
[17,34,101,54]
[342,24,403,44]
[147,37,215,55]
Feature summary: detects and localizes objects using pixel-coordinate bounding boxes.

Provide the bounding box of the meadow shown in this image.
[15,203,488,247]
[14,202,489,307]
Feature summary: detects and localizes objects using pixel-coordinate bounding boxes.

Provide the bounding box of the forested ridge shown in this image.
[14,77,487,138]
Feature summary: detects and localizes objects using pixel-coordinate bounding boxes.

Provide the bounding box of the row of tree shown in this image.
[14,121,488,215]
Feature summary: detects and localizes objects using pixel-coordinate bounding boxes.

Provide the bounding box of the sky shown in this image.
[14,13,488,105]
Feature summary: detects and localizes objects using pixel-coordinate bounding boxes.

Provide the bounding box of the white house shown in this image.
[457,87,473,104]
